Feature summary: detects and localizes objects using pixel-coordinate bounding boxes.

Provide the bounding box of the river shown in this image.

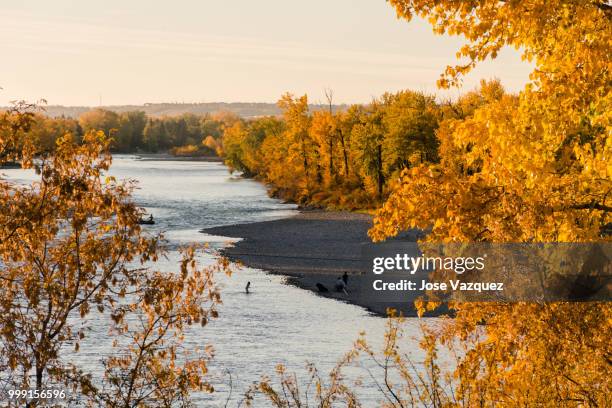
[2,155,433,406]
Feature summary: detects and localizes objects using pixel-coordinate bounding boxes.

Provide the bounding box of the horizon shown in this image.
[0,0,532,106]
[19,101,349,108]
[2,81,517,110]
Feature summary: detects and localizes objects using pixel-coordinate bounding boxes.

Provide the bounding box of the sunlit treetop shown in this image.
[370,0,611,243]
[390,0,611,132]
[389,0,611,93]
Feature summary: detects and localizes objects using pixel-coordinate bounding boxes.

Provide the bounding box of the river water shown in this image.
[2,155,433,406]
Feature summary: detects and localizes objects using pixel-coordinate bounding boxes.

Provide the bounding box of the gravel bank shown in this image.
[202,210,444,317]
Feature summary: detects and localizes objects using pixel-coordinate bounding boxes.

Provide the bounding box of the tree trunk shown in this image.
[300,136,309,176]
[377,144,384,199]
[328,138,334,178]
[340,132,349,177]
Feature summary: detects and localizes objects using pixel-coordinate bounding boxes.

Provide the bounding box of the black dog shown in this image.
[316,283,329,293]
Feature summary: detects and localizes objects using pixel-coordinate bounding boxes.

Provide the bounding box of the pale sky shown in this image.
[0,0,532,106]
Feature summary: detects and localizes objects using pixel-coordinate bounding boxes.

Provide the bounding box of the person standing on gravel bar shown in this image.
[335,277,348,295]
[342,272,349,286]
[245,281,251,294]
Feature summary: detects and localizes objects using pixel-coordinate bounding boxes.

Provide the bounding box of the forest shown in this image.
[222,84,500,210]
[27,82,506,211]
[27,108,233,156]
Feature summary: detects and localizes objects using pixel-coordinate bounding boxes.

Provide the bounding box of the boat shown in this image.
[138,215,155,225]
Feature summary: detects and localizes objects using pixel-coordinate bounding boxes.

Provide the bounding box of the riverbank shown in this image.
[135,153,223,162]
[203,210,445,317]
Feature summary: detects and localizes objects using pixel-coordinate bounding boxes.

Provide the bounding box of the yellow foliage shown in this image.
[221,90,441,209]
[368,0,612,405]
[0,106,230,406]
[171,143,200,156]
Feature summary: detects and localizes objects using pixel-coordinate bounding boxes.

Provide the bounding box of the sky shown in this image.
[0,0,532,106]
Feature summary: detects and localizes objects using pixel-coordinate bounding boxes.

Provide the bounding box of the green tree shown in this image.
[381,90,440,174]
[115,111,147,152]
[352,101,386,199]
[142,118,164,152]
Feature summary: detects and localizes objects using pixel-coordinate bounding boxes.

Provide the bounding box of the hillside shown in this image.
[24,102,347,119]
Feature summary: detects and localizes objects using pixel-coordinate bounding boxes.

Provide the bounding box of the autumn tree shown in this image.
[241,116,284,175]
[202,134,221,155]
[369,0,611,405]
[25,114,82,154]
[222,122,250,175]
[79,109,120,141]
[278,93,313,180]
[310,110,338,183]
[0,105,229,407]
[217,89,443,209]
[245,358,361,407]
[335,105,363,178]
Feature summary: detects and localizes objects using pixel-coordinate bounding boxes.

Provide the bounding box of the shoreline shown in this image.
[133,153,224,162]
[202,210,445,317]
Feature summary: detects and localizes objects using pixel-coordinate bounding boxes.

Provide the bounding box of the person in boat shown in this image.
[138,214,155,225]
[342,271,349,286]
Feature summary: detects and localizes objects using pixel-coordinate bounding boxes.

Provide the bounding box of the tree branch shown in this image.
[569,202,612,212]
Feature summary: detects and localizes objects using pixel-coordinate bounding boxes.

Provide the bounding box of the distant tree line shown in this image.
[36,101,347,119]
[222,81,505,210]
[28,109,238,155]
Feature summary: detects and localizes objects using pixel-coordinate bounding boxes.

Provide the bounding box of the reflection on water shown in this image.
[2,155,431,406]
